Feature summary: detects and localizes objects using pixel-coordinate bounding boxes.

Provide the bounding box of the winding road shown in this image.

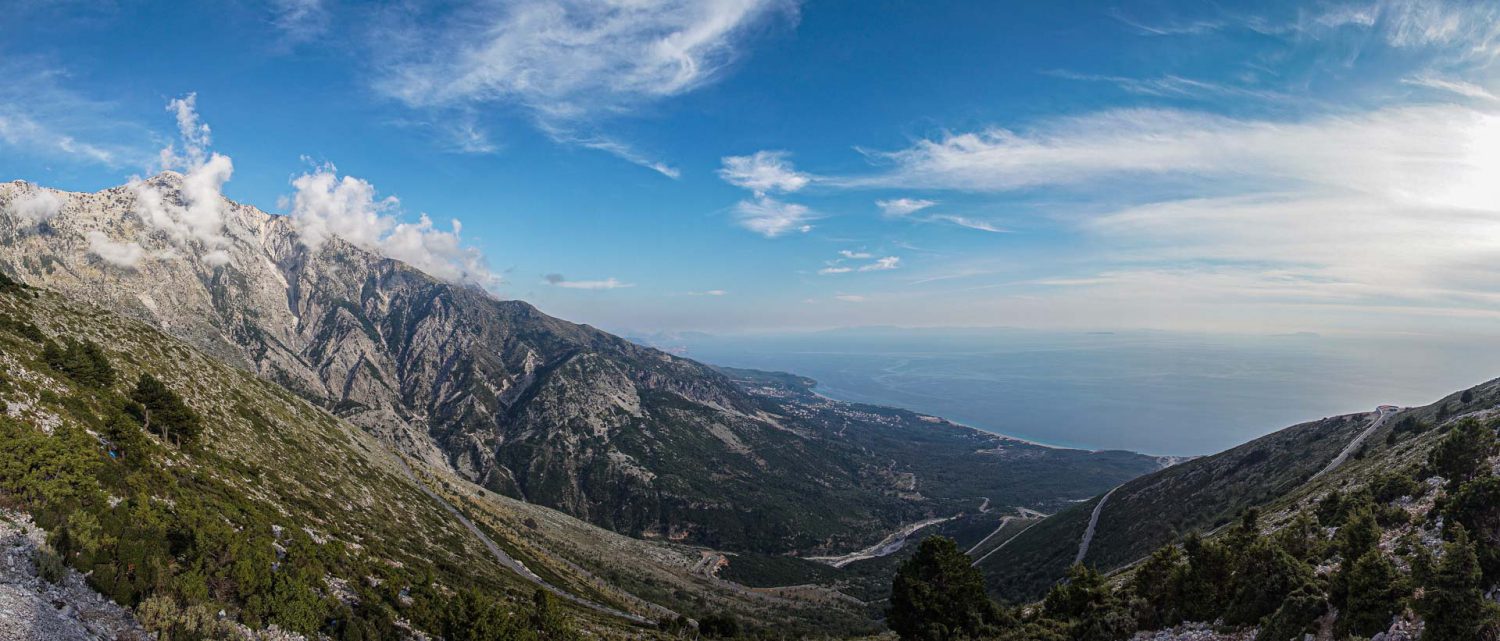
[1074,486,1120,566]
[1310,405,1397,481]
[808,516,957,568]
[391,456,655,626]
[968,508,1045,567]
[1102,405,1400,576]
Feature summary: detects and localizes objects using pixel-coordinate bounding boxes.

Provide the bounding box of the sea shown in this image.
[660,328,1500,456]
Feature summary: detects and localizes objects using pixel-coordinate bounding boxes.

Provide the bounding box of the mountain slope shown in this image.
[0,279,633,637]
[980,378,1500,603]
[0,177,1164,555]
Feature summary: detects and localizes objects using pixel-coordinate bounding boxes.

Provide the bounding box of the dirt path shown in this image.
[392,456,653,626]
[1074,486,1119,566]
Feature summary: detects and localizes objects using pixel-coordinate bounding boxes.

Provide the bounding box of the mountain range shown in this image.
[4,174,1496,640]
[0,175,1160,556]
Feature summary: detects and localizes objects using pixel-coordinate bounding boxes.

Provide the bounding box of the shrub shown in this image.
[34,543,67,584]
[887,536,1002,641]
[42,338,116,388]
[1254,586,1326,641]
[1334,549,1404,638]
[1418,526,1500,641]
[1429,419,1497,487]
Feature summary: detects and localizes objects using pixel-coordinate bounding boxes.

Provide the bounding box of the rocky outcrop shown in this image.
[0,511,145,641]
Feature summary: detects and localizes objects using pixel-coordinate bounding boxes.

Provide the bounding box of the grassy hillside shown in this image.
[0,281,640,639]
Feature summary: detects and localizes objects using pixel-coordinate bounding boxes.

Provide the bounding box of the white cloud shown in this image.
[859,256,901,272]
[7,190,63,227]
[382,215,493,284]
[834,294,866,302]
[287,164,498,286]
[569,133,681,178]
[820,253,900,274]
[131,94,236,265]
[287,166,399,251]
[544,274,633,290]
[719,151,810,195]
[857,105,1500,210]
[1046,70,1290,102]
[733,195,813,237]
[875,198,935,217]
[686,289,728,296]
[720,151,816,237]
[86,231,145,268]
[1403,75,1499,101]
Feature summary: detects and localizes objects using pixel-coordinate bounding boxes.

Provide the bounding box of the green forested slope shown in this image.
[0,278,615,639]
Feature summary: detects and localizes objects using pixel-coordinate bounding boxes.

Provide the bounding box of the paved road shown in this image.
[808,516,957,568]
[391,456,654,626]
[1310,406,1397,481]
[968,509,1044,567]
[1106,405,1400,576]
[1074,486,1120,566]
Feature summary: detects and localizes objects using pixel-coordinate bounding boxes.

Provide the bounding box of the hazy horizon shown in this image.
[656,326,1500,456]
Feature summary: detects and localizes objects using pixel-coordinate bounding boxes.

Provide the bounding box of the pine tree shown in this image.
[1418,526,1498,640]
[529,589,579,640]
[42,338,116,388]
[130,374,203,447]
[1274,511,1326,564]
[1130,545,1184,629]
[1336,505,1380,563]
[1428,418,1497,487]
[1043,564,1135,641]
[1224,538,1316,626]
[1444,475,1500,580]
[887,536,1001,641]
[1176,533,1232,621]
[1335,549,1404,638]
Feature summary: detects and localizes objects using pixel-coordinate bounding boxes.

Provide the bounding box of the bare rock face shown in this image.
[0,177,817,548]
[0,177,1160,553]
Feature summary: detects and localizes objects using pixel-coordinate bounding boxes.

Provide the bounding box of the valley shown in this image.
[4,177,1500,640]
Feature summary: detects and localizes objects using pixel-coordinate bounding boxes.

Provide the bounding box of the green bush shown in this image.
[1418,526,1500,640]
[42,338,116,388]
[35,543,67,584]
[887,536,1003,641]
[1429,419,1497,487]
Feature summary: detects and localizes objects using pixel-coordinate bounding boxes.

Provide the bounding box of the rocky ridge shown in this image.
[0,177,1161,553]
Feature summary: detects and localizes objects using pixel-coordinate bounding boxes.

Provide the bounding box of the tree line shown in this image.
[888,418,1500,641]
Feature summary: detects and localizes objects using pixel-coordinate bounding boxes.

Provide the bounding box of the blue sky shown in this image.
[4,0,1500,336]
